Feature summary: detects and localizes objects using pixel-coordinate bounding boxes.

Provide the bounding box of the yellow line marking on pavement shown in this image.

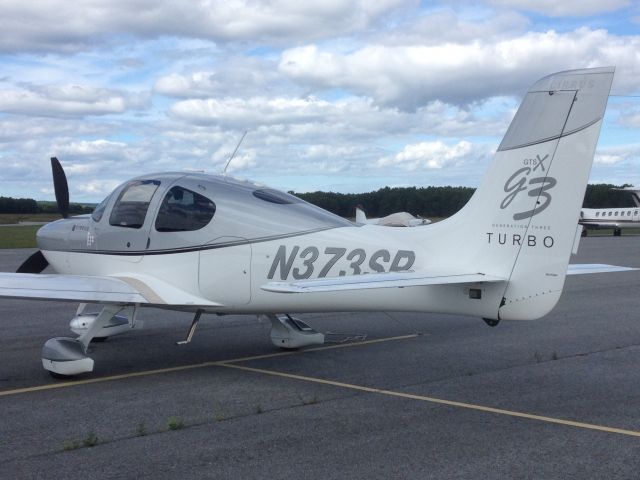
[0,334,419,398]
[221,363,640,438]
[218,334,419,364]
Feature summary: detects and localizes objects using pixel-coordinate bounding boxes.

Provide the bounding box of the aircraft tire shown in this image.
[49,371,76,380]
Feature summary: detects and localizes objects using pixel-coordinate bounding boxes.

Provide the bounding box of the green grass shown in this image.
[0,213,62,224]
[167,416,185,430]
[0,225,40,248]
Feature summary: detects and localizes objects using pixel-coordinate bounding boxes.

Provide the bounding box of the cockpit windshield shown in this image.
[91,193,112,222]
[109,180,160,229]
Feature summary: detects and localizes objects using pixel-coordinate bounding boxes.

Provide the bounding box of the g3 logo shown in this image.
[500,154,556,221]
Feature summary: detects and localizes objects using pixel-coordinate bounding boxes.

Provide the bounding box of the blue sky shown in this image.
[0,0,639,201]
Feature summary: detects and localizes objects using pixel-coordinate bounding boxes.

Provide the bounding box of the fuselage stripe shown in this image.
[45,226,341,256]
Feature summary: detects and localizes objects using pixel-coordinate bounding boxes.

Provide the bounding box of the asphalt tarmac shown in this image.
[1,236,639,479]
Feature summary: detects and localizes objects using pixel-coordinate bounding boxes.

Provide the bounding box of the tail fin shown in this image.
[417,67,615,320]
[614,187,640,207]
[355,205,367,223]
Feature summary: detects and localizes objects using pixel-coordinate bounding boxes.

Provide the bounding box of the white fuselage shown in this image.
[42,223,505,319]
[580,207,640,230]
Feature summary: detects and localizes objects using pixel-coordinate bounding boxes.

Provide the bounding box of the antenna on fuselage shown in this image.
[222,130,248,176]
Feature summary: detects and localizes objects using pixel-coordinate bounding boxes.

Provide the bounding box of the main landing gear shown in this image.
[40,308,327,378]
[268,314,325,349]
[41,304,137,378]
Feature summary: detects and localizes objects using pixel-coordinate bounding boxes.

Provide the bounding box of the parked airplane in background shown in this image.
[0,67,634,378]
[355,205,431,227]
[580,188,640,236]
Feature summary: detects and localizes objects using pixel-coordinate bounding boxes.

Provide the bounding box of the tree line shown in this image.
[0,183,634,217]
[0,197,92,214]
[294,183,636,218]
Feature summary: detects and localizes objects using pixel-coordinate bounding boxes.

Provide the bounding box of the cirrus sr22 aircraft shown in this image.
[0,67,634,378]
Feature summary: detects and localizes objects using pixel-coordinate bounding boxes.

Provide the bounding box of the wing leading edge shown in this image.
[0,273,148,304]
[0,272,223,307]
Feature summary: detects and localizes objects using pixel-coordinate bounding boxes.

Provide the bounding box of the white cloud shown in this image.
[0,0,414,53]
[56,139,128,158]
[488,0,630,17]
[168,94,509,141]
[376,10,531,45]
[154,59,289,99]
[0,116,111,142]
[594,143,640,165]
[616,107,640,128]
[279,29,640,109]
[170,96,333,127]
[594,153,626,165]
[590,144,640,185]
[377,140,478,170]
[0,84,148,117]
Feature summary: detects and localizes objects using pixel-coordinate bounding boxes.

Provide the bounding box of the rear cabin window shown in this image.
[253,188,301,204]
[155,186,216,232]
[109,180,160,228]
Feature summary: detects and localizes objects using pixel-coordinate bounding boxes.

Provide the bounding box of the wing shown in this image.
[262,271,507,293]
[0,272,222,307]
[567,264,637,275]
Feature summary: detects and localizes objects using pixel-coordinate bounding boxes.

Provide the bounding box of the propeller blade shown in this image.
[51,157,69,219]
[16,250,49,274]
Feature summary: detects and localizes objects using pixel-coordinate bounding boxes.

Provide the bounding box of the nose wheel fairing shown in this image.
[41,305,130,377]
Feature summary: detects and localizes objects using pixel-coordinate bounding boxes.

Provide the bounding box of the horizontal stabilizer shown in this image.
[262,271,506,294]
[567,264,637,275]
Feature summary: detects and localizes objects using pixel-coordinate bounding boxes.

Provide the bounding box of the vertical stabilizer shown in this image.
[355,205,367,224]
[414,67,614,321]
[496,67,614,320]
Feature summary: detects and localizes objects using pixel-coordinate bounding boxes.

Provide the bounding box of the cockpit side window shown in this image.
[155,186,216,232]
[91,193,112,222]
[109,180,160,229]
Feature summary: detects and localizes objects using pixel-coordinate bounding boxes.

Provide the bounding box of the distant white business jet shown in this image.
[580,188,640,236]
[0,67,634,378]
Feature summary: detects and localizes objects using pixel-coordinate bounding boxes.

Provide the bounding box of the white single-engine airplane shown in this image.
[579,188,640,236]
[355,205,431,227]
[0,67,635,378]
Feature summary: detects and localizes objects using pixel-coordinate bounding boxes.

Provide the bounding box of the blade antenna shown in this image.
[222,130,248,176]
